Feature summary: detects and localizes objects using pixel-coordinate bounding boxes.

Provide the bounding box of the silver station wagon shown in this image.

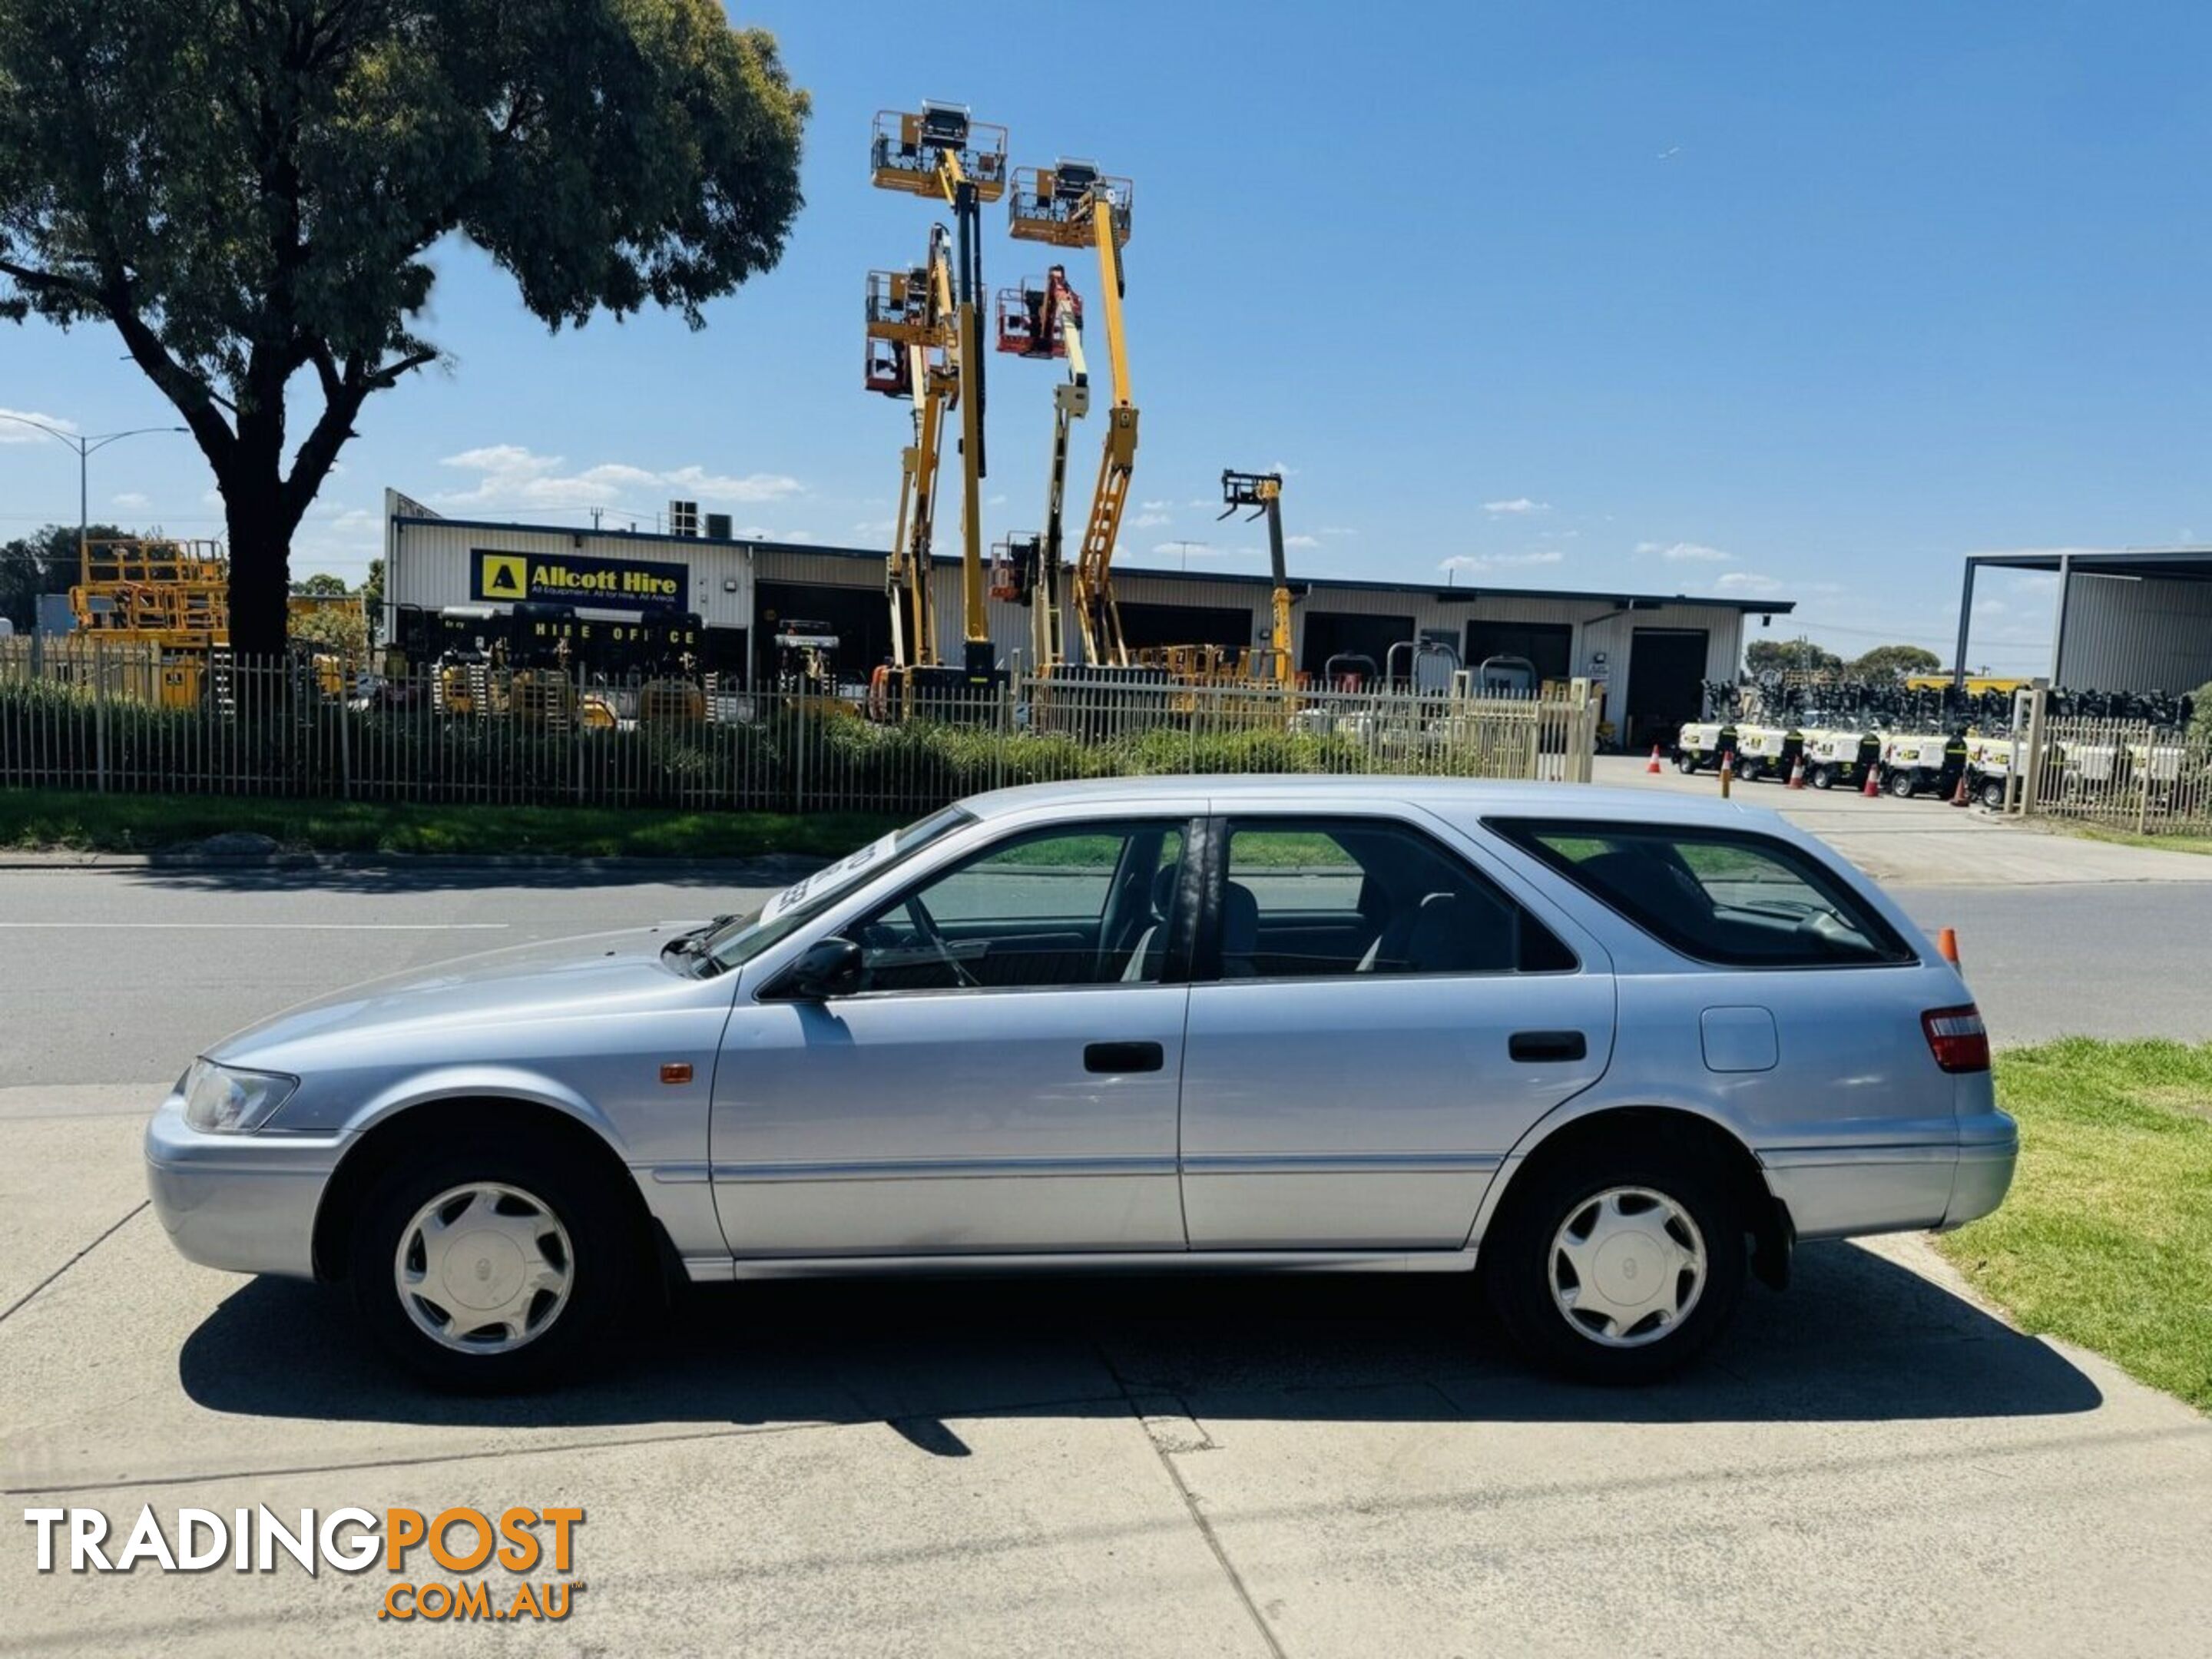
[146,777,2017,1388]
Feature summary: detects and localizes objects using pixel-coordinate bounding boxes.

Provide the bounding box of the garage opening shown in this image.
[1625,628,1709,750]
[1300,611,1416,678]
[1463,621,1571,686]
[1116,601,1257,655]
[754,581,892,686]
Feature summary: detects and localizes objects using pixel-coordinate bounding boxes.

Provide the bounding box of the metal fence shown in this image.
[0,643,1599,815]
[2008,707,2212,836]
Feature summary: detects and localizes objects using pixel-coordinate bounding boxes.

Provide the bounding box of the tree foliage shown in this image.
[1848,643,1942,680]
[1744,636,1843,676]
[0,521,125,631]
[0,0,809,653]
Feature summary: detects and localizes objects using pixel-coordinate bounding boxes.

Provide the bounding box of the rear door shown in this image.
[1177,809,1615,1250]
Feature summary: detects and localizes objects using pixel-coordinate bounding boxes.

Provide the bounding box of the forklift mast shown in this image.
[993,264,1091,671]
[1221,470,1292,684]
[865,224,959,673]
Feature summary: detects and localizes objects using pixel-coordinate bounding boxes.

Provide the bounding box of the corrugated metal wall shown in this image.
[2057,573,2212,691]
[381,498,1759,700]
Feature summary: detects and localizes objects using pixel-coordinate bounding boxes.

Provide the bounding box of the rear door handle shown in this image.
[1085,1041,1164,1074]
[1508,1030,1588,1064]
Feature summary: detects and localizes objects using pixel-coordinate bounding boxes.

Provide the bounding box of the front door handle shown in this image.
[1085,1041,1164,1074]
[1508,1029,1588,1064]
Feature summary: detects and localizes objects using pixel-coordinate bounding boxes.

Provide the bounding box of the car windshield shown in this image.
[693,806,975,976]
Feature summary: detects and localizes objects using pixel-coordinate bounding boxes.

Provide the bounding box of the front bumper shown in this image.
[144,1095,349,1279]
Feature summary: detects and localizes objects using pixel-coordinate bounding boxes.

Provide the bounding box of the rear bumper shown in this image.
[144,1096,346,1280]
[1758,1110,2018,1241]
[1939,1110,2021,1231]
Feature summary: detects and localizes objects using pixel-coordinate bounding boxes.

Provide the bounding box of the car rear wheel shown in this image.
[1810,763,1836,790]
[1888,770,1919,799]
[1979,777,2007,810]
[1674,753,1698,773]
[1483,1138,1745,1383]
[349,1137,631,1390]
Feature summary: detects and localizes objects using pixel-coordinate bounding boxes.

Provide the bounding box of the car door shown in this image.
[711,812,1200,1258]
[1178,810,1615,1250]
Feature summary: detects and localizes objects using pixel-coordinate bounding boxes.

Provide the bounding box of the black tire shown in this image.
[1674,753,1698,774]
[348,1134,636,1391]
[1736,760,1763,784]
[1810,763,1836,790]
[1482,1135,1746,1384]
[1887,770,1919,799]
[1979,778,2006,810]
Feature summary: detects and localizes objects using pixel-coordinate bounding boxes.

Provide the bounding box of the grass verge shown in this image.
[2061,823,2212,858]
[1939,1038,2212,1412]
[0,789,902,861]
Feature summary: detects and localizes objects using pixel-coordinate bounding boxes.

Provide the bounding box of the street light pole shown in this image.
[0,413,189,558]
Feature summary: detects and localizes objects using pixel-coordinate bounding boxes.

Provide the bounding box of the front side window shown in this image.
[846,820,1188,992]
[1490,820,1912,968]
[1218,818,1575,979]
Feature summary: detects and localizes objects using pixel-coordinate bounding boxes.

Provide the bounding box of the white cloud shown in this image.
[0,407,77,442]
[1483,498,1550,517]
[986,493,1008,506]
[1313,525,1358,538]
[1439,550,1566,573]
[851,518,896,538]
[1714,571,1784,594]
[1140,499,1175,512]
[1130,512,1172,528]
[1285,534,1321,549]
[435,445,802,511]
[1636,540,1730,562]
[111,492,151,510]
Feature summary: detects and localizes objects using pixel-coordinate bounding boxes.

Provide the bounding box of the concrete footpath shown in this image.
[1593,753,2212,886]
[4,1078,2210,1656]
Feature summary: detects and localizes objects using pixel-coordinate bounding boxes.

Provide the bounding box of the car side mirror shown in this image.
[778,936,863,1001]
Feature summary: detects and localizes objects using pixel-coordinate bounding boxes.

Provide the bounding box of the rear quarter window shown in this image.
[1488,820,1915,969]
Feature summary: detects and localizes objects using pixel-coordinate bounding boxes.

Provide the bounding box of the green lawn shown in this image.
[0,789,902,861]
[1939,1038,2212,1411]
[2064,823,2212,858]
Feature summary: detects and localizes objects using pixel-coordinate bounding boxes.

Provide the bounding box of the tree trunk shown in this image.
[223,479,293,660]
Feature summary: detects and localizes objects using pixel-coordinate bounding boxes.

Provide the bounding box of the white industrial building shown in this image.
[382,489,1794,747]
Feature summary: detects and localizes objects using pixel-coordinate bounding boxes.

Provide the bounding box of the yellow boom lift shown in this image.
[991,262,1086,669]
[1007,160,1135,669]
[870,102,1008,690]
[863,226,959,680]
[1220,469,1293,684]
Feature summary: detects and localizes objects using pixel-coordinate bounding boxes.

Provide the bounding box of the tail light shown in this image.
[1922,1005,1990,1074]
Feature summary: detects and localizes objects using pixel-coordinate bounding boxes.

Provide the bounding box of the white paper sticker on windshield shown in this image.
[758,832,898,922]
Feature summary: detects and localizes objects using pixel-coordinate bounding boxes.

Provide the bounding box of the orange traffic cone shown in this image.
[1787,756,1806,789]
[1863,762,1882,798]
[1936,926,1961,965]
[1949,771,1970,807]
[1647,744,1664,774]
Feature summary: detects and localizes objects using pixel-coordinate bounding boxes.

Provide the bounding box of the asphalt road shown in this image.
[3,860,2206,1090]
[5,856,2212,1654]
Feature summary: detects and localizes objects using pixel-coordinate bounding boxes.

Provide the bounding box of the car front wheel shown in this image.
[1888,770,1919,798]
[1483,1140,1745,1382]
[348,1138,631,1389]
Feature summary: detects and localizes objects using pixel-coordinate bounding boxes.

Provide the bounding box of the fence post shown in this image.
[793,687,809,814]
[336,682,351,800]
[94,651,109,793]
[995,680,1010,793]
[2138,742,2154,836]
[2020,681,2049,818]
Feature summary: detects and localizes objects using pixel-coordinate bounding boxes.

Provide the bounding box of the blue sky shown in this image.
[5,0,2209,672]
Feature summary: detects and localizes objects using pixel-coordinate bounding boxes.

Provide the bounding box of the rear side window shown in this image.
[1490,820,1913,969]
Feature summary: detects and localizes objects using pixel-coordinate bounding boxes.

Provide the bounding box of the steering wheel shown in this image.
[904,893,981,988]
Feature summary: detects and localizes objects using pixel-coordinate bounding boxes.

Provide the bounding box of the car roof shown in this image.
[961,774,1787,830]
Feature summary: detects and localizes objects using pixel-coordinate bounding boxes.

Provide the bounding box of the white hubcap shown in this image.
[1548,1186,1707,1348]
[396,1183,574,1354]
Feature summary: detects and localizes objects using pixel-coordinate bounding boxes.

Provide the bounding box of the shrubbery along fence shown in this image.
[0,643,1598,816]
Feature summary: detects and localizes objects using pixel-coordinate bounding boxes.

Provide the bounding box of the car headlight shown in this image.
[180,1059,299,1134]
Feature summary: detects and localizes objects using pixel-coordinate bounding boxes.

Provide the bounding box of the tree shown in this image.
[0,521,124,631]
[290,571,351,597]
[1849,644,1942,680]
[0,1,809,655]
[1745,636,1843,676]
